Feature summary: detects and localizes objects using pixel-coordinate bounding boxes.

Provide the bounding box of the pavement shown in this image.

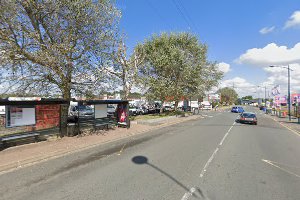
[268,114,300,134]
[0,106,299,200]
[0,114,200,174]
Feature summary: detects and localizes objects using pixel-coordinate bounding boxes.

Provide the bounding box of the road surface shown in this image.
[1,106,300,200]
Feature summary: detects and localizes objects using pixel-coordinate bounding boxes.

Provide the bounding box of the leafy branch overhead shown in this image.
[135,32,223,107]
[0,0,120,98]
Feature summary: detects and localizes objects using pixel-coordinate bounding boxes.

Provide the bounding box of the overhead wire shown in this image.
[171,0,193,30]
[176,0,200,33]
[145,0,173,30]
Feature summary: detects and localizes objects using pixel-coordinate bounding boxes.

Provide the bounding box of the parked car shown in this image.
[163,106,173,112]
[136,106,143,115]
[231,106,244,113]
[147,105,156,114]
[129,105,137,116]
[107,105,116,117]
[140,105,149,115]
[68,105,94,122]
[238,112,257,125]
[200,101,212,110]
[259,105,265,110]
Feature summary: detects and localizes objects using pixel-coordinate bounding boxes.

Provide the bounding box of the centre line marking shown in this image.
[181,187,196,200]
[219,122,236,146]
[199,121,236,178]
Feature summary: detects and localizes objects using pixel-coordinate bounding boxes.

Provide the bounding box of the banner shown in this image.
[271,85,280,96]
[274,96,287,104]
[291,94,300,103]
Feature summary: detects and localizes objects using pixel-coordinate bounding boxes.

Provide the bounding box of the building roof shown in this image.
[75,99,129,105]
[0,98,69,105]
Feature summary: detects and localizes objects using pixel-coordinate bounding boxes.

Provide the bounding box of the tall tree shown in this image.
[218,87,238,105]
[242,95,253,100]
[0,0,120,136]
[135,32,222,108]
[103,40,143,100]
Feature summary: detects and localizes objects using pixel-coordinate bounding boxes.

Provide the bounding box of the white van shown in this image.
[200,101,212,110]
[0,106,5,115]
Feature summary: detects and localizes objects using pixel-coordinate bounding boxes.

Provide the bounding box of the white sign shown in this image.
[8,97,41,101]
[94,104,107,119]
[6,106,36,127]
[0,106,5,115]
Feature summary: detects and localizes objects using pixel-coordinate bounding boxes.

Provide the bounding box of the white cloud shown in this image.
[262,63,300,95]
[284,10,300,29]
[259,26,275,34]
[237,42,300,66]
[218,77,257,97]
[217,62,231,74]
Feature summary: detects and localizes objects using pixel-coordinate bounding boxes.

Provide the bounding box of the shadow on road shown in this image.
[132,155,210,199]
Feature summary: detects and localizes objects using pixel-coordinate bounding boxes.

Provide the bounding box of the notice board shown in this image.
[6,106,36,127]
[94,104,107,119]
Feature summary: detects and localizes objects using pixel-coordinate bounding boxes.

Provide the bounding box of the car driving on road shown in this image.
[238,112,257,125]
[231,106,244,113]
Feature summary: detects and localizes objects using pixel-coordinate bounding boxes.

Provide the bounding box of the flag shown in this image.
[271,85,280,96]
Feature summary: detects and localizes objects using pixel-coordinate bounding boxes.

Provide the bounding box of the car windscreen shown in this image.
[75,106,93,111]
[242,113,256,118]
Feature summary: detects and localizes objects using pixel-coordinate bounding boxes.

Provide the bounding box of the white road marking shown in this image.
[219,122,236,146]
[199,121,236,178]
[262,159,300,178]
[199,147,219,178]
[181,187,196,200]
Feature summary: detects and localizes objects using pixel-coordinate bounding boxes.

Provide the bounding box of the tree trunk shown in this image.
[174,101,179,110]
[60,84,71,137]
[160,100,164,114]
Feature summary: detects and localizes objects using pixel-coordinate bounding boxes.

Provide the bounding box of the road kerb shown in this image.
[268,115,300,136]
[0,115,201,175]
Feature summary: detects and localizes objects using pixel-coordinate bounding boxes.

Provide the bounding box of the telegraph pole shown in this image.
[264,86,267,103]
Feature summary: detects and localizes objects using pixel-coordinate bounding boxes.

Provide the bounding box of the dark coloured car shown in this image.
[239,112,257,125]
[231,106,244,113]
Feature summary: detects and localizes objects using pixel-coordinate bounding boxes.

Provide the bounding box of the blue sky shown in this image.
[117,0,300,97]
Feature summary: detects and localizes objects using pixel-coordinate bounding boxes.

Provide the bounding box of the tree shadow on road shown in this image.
[131,155,210,199]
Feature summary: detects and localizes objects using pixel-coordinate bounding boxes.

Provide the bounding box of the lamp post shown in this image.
[269,65,292,121]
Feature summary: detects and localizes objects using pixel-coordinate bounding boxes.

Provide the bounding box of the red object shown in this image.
[117,104,128,123]
[35,105,60,130]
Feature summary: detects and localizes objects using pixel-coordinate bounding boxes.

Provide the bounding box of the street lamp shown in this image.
[269,65,293,121]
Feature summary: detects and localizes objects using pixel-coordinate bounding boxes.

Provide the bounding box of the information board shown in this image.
[94,104,107,119]
[6,106,36,127]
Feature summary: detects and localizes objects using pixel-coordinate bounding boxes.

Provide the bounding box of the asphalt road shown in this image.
[1,106,300,200]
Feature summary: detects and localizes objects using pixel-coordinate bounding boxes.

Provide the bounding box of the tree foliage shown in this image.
[218,87,238,105]
[135,32,222,107]
[0,0,120,99]
[104,39,143,100]
[242,95,253,100]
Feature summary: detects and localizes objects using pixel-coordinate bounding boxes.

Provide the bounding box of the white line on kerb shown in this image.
[199,121,236,178]
[181,187,196,200]
[262,159,300,178]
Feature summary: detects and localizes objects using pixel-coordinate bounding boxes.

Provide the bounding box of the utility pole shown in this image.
[269,65,293,121]
[288,65,291,121]
[264,86,267,104]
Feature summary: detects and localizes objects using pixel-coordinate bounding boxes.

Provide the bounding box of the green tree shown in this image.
[218,87,238,105]
[0,0,120,136]
[103,40,143,100]
[242,95,253,100]
[135,32,222,109]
